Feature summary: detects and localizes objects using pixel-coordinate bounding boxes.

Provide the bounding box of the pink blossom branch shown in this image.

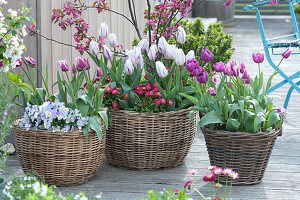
[127,0,142,40]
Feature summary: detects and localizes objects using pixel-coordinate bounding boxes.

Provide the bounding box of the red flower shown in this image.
[123,93,129,100]
[155,92,162,98]
[212,167,223,175]
[112,89,119,95]
[203,173,216,182]
[167,99,173,106]
[160,98,166,105]
[154,99,160,106]
[105,86,112,93]
[184,181,193,193]
[172,189,179,195]
[112,101,118,108]
[213,197,222,200]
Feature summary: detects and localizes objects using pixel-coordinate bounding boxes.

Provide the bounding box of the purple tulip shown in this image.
[186,59,200,73]
[242,69,248,80]
[0,60,4,68]
[282,48,293,59]
[231,66,239,77]
[196,71,208,83]
[213,62,225,72]
[58,60,69,72]
[193,66,204,77]
[96,67,103,77]
[240,62,246,73]
[16,59,23,67]
[76,57,86,71]
[201,48,214,63]
[245,75,251,84]
[72,64,77,74]
[24,57,36,66]
[84,58,90,70]
[252,53,264,63]
[277,107,288,117]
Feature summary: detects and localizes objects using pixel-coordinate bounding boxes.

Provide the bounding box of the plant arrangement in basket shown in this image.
[48,0,234,114]
[181,50,290,133]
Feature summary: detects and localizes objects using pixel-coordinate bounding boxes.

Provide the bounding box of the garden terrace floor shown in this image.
[4,17,300,200]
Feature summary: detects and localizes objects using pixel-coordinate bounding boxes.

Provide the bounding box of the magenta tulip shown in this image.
[282,48,293,59]
[252,53,264,63]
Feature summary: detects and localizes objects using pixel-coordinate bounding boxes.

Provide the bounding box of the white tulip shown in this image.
[165,44,177,59]
[156,61,168,78]
[124,59,134,75]
[137,39,149,53]
[175,48,185,66]
[186,50,195,62]
[89,40,99,55]
[102,45,113,60]
[158,36,168,54]
[176,26,186,44]
[109,33,118,48]
[133,46,142,65]
[148,45,158,61]
[99,22,109,38]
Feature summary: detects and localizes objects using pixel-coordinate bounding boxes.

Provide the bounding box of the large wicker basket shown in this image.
[201,126,282,185]
[14,123,106,186]
[105,109,196,170]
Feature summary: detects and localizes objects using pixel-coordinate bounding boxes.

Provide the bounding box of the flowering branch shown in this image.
[127,0,142,40]
[146,0,152,46]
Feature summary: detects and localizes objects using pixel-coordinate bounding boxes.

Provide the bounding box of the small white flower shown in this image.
[32,182,40,193]
[40,185,48,197]
[20,184,24,190]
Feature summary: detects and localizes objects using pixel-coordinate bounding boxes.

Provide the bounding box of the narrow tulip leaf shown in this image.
[198,111,224,127]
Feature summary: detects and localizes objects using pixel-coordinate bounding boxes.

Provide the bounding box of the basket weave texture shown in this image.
[14,123,106,186]
[201,126,282,185]
[105,108,196,170]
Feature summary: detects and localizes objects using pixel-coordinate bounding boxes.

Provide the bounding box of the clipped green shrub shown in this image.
[295,2,300,15]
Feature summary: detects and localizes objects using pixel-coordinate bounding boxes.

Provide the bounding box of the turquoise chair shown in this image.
[244,0,300,109]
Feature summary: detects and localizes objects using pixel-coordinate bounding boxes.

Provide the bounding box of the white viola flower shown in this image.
[186,50,195,62]
[137,39,149,52]
[89,40,99,55]
[99,22,109,38]
[176,26,186,44]
[148,45,158,61]
[158,36,168,54]
[175,48,186,66]
[32,182,40,193]
[156,61,168,78]
[109,33,118,48]
[0,0,7,4]
[40,185,48,197]
[124,59,134,75]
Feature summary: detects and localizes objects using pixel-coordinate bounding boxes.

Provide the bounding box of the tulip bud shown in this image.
[175,48,185,66]
[102,45,113,60]
[89,40,99,55]
[252,53,264,63]
[148,45,158,61]
[282,48,293,59]
[109,33,118,48]
[213,62,225,73]
[0,60,4,68]
[201,48,214,63]
[133,46,142,65]
[240,62,246,73]
[186,50,195,62]
[99,22,109,38]
[158,36,168,54]
[176,26,186,44]
[125,59,134,75]
[24,57,36,66]
[156,61,168,78]
[165,44,176,60]
[84,58,90,70]
[137,39,149,52]
[96,67,103,77]
[58,59,69,72]
[16,59,22,67]
[76,57,86,71]
[208,87,217,96]
[72,64,77,74]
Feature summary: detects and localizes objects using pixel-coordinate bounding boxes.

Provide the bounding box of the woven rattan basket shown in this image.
[105,108,196,170]
[201,126,282,185]
[14,122,106,186]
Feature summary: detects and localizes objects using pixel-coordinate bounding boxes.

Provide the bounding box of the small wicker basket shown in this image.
[14,122,106,186]
[201,126,282,185]
[105,108,196,171]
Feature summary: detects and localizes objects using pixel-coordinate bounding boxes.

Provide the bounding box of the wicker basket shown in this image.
[201,126,282,185]
[105,108,196,170]
[14,122,106,186]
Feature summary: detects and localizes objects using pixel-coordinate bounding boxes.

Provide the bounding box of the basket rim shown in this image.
[110,107,193,116]
[201,125,282,137]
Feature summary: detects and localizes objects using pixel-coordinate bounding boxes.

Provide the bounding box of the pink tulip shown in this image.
[58,59,69,72]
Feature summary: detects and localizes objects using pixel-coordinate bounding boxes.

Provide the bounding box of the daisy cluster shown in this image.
[20,101,88,132]
[2,175,102,200]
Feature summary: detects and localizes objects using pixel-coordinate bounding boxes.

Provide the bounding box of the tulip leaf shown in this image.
[116,59,124,81]
[89,116,103,140]
[179,93,199,107]
[198,111,224,127]
[226,118,240,132]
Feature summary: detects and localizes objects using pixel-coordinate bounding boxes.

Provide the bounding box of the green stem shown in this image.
[193,188,205,199]
[65,73,77,108]
[225,176,228,199]
[274,57,284,74]
[258,63,261,75]
[228,180,233,198]
[210,182,213,199]
[36,67,50,97]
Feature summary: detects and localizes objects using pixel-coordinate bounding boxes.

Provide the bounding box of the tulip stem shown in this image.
[225,176,228,199]
[210,182,213,199]
[66,72,77,108]
[228,180,233,198]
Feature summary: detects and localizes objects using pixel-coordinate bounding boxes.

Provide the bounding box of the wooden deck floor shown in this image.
[3,18,300,200]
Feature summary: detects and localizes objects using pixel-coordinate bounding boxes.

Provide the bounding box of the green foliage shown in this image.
[0,72,17,180]
[169,18,234,67]
[2,175,101,200]
[294,2,300,14]
[141,188,191,200]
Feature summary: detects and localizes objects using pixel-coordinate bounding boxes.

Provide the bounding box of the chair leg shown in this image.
[284,80,300,109]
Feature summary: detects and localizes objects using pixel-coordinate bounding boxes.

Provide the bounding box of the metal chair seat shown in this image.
[269,39,300,48]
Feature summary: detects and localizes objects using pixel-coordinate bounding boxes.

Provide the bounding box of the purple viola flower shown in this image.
[252,53,264,63]
[24,57,37,66]
[282,48,293,59]
[201,48,214,63]
[186,59,200,73]
[213,62,225,73]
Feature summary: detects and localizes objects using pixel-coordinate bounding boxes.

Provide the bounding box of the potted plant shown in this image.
[11,56,108,186]
[181,49,292,184]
